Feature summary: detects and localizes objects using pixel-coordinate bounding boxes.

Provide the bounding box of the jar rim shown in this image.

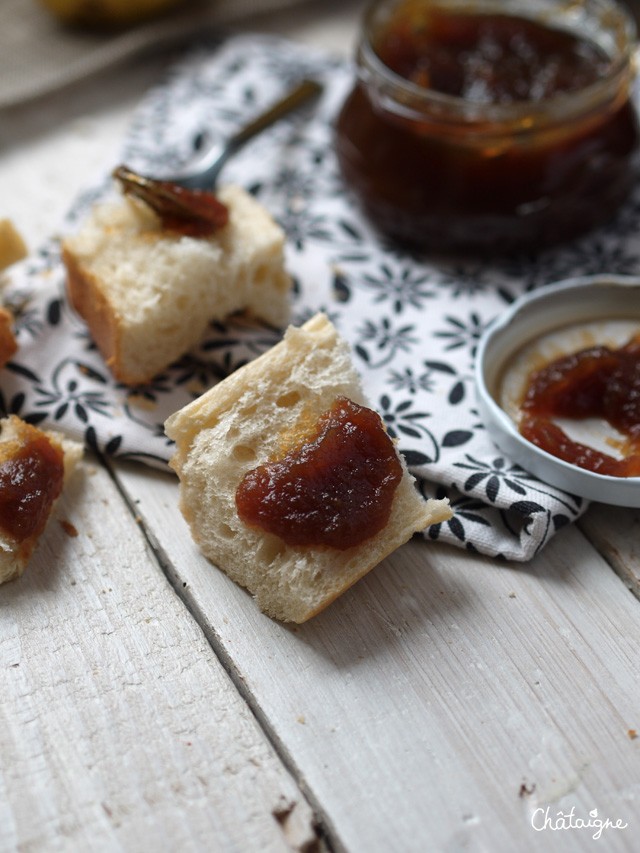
[358,0,638,126]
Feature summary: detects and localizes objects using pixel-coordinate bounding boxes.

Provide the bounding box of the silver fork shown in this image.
[158,78,323,190]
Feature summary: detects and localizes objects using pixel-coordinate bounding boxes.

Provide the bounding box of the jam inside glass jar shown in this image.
[335,0,640,255]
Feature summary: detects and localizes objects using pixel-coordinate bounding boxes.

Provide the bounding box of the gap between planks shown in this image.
[577,504,640,601]
[1,456,321,853]
[104,457,341,853]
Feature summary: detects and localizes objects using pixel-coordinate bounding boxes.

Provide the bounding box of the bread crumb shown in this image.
[272,799,294,823]
[518,781,535,798]
[127,394,158,411]
[60,519,79,537]
[628,729,638,740]
[296,715,306,725]
[186,379,208,397]
[0,219,27,271]
[508,591,516,598]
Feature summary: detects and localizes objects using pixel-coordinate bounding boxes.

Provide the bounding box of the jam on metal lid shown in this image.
[519,335,640,477]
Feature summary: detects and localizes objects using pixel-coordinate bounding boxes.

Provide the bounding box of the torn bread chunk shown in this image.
[0,307,17,367]
[62,184,291,386]
[165,313,451,623]
[0,416,83,585]
[0,219,27,272]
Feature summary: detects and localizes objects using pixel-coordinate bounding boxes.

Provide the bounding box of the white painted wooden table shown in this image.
[1,4,639,851]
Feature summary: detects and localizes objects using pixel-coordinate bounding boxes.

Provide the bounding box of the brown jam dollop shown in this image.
[335,2,640,254]
[113,165,229,237]
[0,431,65,542]
[235,396,402,549]
[519,335,640,477]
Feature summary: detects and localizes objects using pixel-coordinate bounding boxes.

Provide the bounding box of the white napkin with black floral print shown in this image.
[8,33,640,560]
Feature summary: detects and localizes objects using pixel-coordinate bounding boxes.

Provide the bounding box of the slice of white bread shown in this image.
[165,313,451,623]
[62,184,291,386]
[0,416,83,585]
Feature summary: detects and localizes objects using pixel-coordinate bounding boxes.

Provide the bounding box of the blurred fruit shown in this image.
[37,0,186,29]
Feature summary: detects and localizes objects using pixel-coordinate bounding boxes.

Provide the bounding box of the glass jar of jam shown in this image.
[335,0,640,255]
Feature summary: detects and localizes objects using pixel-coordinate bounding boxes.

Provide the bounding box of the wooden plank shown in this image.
[0,459,318,853]
[114,462,640,853]
[578,505,640,600]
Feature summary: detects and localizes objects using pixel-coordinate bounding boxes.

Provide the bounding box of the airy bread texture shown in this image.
[63,184,291,386]
[0,416,83,585]
[165,313,451,623]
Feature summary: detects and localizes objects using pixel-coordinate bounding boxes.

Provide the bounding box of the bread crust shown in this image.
[63,246,123,380]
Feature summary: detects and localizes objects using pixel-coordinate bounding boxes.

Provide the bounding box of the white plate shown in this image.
[475,275,640,506]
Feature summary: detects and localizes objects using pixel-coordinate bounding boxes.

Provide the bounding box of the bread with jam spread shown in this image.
[62,184,291,386]
[0,416,82,585]
[165,313,451,623]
